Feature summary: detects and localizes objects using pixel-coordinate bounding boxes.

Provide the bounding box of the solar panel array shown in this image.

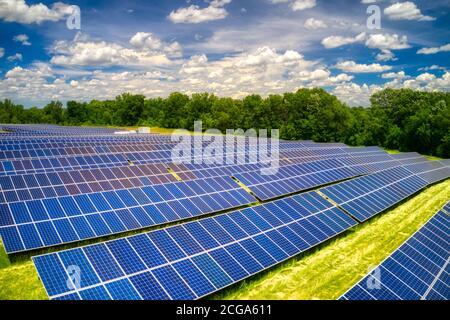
[234,153,424,201]
[0,176,256,253]
[33,191,357,300]
[341,202,449,300]
[1,124,449,301]
[320,161,450,223]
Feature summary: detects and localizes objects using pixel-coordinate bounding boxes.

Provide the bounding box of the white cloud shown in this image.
[335,60,392,73]
[321,32,366,49]
[291,0,316,11]
[416,72,436,82]
[270,0,316,11]
[365,33,410,50]
[417,43,450,55]
[376,49,397,62]
[168,0,231,24]
[382,71,406,79]
[0,48,4,58]
[50,33,180,67]
[0,0,74,24]
[418,65,447,72]
[384,2,435,21]
[304,18,327,30]
[129,32,182,57]
[0,46,356,105]
[7,53,22,62]
[13,33,31,45]
[333,83,381,106]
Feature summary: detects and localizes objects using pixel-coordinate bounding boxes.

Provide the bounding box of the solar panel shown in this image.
[0,162,194,203]
[233,154,418,201]
[0,176,257,253]
[404,161,450,184]
[340,203,449,300]
[32,191,358,300]
[320,166,429,222]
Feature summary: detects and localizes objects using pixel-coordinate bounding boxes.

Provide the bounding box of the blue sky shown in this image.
[0,0,449,107]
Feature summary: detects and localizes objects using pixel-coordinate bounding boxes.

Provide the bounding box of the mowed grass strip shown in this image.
[214,179,450,300]
[0,180,449,300]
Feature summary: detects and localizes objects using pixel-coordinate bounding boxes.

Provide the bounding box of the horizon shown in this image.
[0,0,449,108]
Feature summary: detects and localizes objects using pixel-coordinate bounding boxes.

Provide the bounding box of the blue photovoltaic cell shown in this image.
[0,175,257,253]
[33,191,358,300]
[341,204,450,301]
[105,279,141,300]
[321,166,429,222]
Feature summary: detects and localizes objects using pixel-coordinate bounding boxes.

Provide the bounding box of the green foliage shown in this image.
[1,88,449,157]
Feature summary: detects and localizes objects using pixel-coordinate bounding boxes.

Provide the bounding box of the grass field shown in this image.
[1,179,449,300]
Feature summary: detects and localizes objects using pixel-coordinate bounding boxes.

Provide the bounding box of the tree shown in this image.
[114,93,145,126]
[43,101,63,124]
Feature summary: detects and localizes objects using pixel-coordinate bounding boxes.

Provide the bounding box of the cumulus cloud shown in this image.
[322,32,410,52]
[384,2,435,21]
[129,32,182,57]
[304,18,327,30]
[376,49,397,62]
[321,32,366,49]
[0,45,356,106]
[333,82,380,106]
[335,60,392,73]
[416,72,436,82]
[50,33,180,67]
[13,34,31,45]
[291,0,316,11]
[270,0,316,11]
[365,33,410,50]
[382,71,406,79]
[168,0,231,24]
[417,43,450,55]
[0,47,4,58]
[0,0,75,24]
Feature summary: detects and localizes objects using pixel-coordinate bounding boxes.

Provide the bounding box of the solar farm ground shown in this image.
[1,178,449,300]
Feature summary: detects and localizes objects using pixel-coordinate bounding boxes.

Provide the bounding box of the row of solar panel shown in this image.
[321,163,450,222]
[32,191,358,300]
[0,139,178,150]
[234,156,411,200]
[0,151,387,203]
[0,140,281,160]
[0,144,310,175]
[341,205,449,300]
[0,176,257,253]
[1,125,119,135]
[0,144,383,177]
[0,153,393,211]
[0,142,258,160]
[0,163,196,203]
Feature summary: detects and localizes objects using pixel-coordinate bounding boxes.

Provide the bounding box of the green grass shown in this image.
[0,242,47,300]
[212,179,450,300]
[1,180,449,300]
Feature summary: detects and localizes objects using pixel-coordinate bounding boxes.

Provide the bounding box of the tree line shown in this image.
[1,88,449,157]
